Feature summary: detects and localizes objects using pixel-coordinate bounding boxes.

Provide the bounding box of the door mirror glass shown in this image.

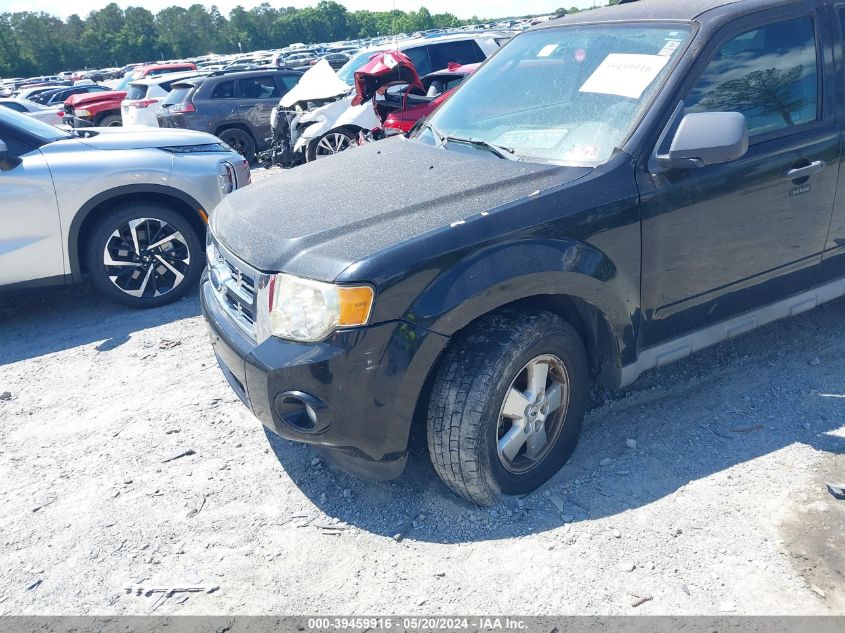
[658,111,748,169]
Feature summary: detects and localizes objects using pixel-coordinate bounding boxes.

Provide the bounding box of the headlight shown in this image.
[265,273,374,343]
[75,109,91,117]
[217,161,237,196]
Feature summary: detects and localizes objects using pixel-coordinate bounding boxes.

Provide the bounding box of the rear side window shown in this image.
[685,16,819,137]
[163,84,195,105]
[428,40,484,72]
[211,80,234,99]
[236,75,281,99]
[125,84,148,100]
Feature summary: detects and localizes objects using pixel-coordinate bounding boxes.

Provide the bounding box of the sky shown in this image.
[0,0,601,21]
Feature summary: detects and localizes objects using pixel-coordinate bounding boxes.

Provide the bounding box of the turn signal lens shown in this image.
[338,286,375,326]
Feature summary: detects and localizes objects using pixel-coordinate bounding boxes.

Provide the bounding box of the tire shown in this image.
[85,202,203,309]
[218,128,256,163]
[97,114,122,127]
[306,128,357,162]
[426,310,588,506]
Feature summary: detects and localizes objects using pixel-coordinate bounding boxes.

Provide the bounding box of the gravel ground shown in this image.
[1,169,843,615]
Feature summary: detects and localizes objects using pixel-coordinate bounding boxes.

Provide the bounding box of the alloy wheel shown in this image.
[315,132,354,158]
[102,217,191,298]
[496,354,570,474]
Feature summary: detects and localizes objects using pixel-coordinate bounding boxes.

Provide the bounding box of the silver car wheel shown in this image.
[103,217,190,299]
[496,354,570,474]
[315,132,354,158]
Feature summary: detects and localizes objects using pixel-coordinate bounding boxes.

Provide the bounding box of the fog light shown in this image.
[273,391,328,433]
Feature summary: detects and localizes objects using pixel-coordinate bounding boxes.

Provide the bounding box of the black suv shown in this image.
[157,69,302,162]
[203,0,845,505]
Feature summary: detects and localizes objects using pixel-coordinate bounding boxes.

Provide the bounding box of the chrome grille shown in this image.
[208,238,258,338]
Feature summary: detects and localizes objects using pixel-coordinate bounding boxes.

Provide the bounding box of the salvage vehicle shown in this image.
[382,63,479,136]
[156,69,303,163]
[272,33,507,166]
[121,71,206,128]
[0,107,249,308]
[262,52,463,167]
[63,64,199,128]
[0,98,64,125]
[203,0,845,504]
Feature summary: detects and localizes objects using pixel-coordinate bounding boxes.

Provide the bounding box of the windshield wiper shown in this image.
[445,135,521,161]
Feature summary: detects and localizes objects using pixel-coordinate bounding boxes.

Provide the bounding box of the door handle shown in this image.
[784,160,825,180]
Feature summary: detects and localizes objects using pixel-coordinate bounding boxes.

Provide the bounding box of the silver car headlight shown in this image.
[217,161,237,196]
[264,273,374,343]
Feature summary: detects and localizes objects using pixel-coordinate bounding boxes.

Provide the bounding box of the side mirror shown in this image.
[0,140,21,171]
[657,111,748,170]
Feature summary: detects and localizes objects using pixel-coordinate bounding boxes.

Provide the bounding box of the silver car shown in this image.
[0,107,251,308]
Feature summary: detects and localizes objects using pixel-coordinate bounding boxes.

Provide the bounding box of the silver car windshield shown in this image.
[0,106,71,142]
[421,24,691,167]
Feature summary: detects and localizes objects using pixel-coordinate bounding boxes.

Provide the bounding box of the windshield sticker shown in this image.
[495,129,569,150]
[563,144,601,162]
[579,53,670,99]
[537,44,559,58]
[658,40,681,57]
[574,48,587,63]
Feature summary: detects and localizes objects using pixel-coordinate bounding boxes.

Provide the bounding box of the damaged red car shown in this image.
[382,63,480,136]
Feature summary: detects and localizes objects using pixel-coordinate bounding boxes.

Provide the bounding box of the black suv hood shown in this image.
[212,137,591,281]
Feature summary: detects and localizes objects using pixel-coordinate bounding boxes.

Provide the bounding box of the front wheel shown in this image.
[97,114,122,127]
[306,129,357,162]
[426,311,588,506]
[85,202,203,309]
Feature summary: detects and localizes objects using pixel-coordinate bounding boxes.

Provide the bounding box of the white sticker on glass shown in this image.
[579,53,670,100]
[658,40,681,56]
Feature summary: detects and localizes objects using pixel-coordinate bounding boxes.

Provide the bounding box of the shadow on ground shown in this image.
[0,284,201,365]
[265,298,845,543]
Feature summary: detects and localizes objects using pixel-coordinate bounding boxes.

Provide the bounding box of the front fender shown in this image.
[406,238,637,366]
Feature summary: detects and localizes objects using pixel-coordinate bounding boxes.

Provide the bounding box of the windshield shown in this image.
[115,70,144,92]
[421,24,690,166]
[0,106,71,141]
[337,48,385,85]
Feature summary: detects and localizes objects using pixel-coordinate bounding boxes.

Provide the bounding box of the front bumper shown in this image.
[201,274,448,480]
[62,114,93,128]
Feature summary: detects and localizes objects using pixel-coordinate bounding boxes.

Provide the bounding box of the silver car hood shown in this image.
[68,127,222,150]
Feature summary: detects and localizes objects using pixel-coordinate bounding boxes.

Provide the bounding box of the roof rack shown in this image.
[206,66,300,77]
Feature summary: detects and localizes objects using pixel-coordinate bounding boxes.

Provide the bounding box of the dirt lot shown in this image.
[1,171,844,615]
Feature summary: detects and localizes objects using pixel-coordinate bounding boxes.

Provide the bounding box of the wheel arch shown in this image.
[92,109,121,126]
[396,239,639,438]
[214,123,258,145]
[68,185,208,281]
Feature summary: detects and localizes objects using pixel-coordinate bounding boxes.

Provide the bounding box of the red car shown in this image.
[63,63,197,127]
[382,63,479,135]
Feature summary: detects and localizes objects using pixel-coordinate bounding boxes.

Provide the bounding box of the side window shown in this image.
[276,74,300,94]
[211,80,235,99]
[405,46,432,77]
[236,75,281,100]
[686,16,819,137]
[428,40,484,72]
